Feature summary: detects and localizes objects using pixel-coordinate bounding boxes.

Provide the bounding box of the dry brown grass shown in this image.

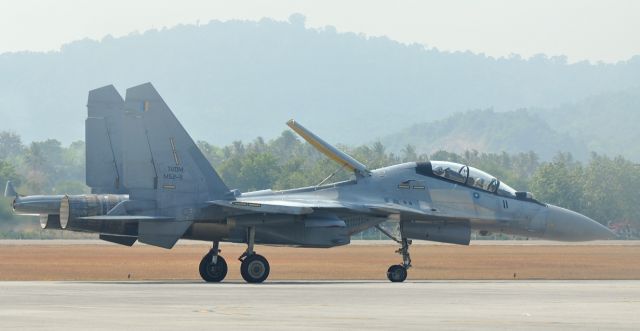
[0,243,638,281]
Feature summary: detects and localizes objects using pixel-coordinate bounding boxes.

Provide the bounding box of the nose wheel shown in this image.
[387,265,408,282]
[376,224,412,283]
[199,241,228,282]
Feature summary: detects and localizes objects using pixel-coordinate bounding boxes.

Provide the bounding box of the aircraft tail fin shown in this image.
[121,83,230,203]
[86,85,128,194]
[4,181,18,198]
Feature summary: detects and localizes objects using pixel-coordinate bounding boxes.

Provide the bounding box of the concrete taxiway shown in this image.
[0,281,638,330]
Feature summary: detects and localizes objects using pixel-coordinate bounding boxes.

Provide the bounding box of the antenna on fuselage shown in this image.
[315,163,350,188]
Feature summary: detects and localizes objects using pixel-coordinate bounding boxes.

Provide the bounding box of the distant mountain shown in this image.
[539,88,640,160]
[380,109,588,160]
[380,87,640,161]
[1,15,639,146]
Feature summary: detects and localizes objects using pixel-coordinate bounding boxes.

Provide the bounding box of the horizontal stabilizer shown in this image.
[99,234,137,246]
[138,220,192,249]
[286,120,369,175]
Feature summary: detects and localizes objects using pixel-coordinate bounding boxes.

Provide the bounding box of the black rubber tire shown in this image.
[199,252,228,282]
[240,254,270,283]
[387,265,408,282]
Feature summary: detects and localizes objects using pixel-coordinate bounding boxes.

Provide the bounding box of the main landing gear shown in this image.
[199,226,270,284]
[199,241,228,282]
[376,224,412,283]
[238,226,270,283]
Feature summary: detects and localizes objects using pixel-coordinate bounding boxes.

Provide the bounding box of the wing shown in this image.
[209,198,436,220]
[208,199,350,216]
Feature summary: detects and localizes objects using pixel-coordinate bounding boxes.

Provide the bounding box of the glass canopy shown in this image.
[426,161,514,196]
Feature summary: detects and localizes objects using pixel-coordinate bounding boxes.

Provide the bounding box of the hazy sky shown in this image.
[1,0,638,63]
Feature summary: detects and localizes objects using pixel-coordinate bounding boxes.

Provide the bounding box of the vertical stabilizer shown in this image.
[86,85,128,194]
[122,83,230,208]
[4,181,18,197]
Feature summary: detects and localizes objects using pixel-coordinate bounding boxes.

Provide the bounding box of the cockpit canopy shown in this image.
[416,161,517,197]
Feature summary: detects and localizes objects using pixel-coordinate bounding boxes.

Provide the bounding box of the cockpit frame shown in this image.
[415,161,534,202]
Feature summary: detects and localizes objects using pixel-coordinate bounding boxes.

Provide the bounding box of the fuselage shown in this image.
[11,161,615,246]
[228,161,614,243]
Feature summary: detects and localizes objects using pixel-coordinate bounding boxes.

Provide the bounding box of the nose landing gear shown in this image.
[387,237,411,282]
[376,224,412,283]
[387,265,407,282]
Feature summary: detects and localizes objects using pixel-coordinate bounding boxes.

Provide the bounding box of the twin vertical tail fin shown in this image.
[86,85,128,194]
[4,181,18,198]
[121,83,230,203]
[84,83,230,248]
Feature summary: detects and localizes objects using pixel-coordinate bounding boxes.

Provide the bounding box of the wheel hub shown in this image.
[248,261,265,278]
[207,263,223,276]
[199,252,228,283]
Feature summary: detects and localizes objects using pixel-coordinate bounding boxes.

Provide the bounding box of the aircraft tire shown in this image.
[240,254,270,283]
[199,252,228,282]
[387,265,407,282]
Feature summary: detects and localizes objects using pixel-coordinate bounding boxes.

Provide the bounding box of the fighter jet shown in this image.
[5,83,616,283]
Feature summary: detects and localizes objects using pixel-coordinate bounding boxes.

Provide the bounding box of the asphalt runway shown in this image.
[1,281,638,330]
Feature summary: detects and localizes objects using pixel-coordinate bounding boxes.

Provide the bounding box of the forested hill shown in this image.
[1,15,639,147]
[380,109,588,160]
[380,87,640,161]
[539,89,640,159]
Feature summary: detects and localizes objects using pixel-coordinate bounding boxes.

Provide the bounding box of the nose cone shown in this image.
[545,205,617,241]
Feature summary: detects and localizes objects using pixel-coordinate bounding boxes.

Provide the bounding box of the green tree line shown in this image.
[1,130,639,238]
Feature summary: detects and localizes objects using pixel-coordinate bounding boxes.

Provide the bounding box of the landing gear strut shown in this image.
[238,226,270,283]
[376,224,412,283]
[199,241,228,282]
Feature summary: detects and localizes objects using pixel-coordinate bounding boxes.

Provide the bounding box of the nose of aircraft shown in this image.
[544,205,617,241]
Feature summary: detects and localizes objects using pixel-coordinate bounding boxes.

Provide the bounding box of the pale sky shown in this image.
[0,0,639,63]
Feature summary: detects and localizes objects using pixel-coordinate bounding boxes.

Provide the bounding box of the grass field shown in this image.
[0,241,638,281]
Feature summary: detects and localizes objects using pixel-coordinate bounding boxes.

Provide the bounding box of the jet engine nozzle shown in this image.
[40,214,62,229]
[11,195,65,215]
[544,205,616,241]
[59,194,129,231]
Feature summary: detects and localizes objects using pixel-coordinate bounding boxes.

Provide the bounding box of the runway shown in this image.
[2,240,639,281]
[1,281,638,330]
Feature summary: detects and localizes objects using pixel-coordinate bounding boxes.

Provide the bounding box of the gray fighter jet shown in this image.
[5,83,616,283]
